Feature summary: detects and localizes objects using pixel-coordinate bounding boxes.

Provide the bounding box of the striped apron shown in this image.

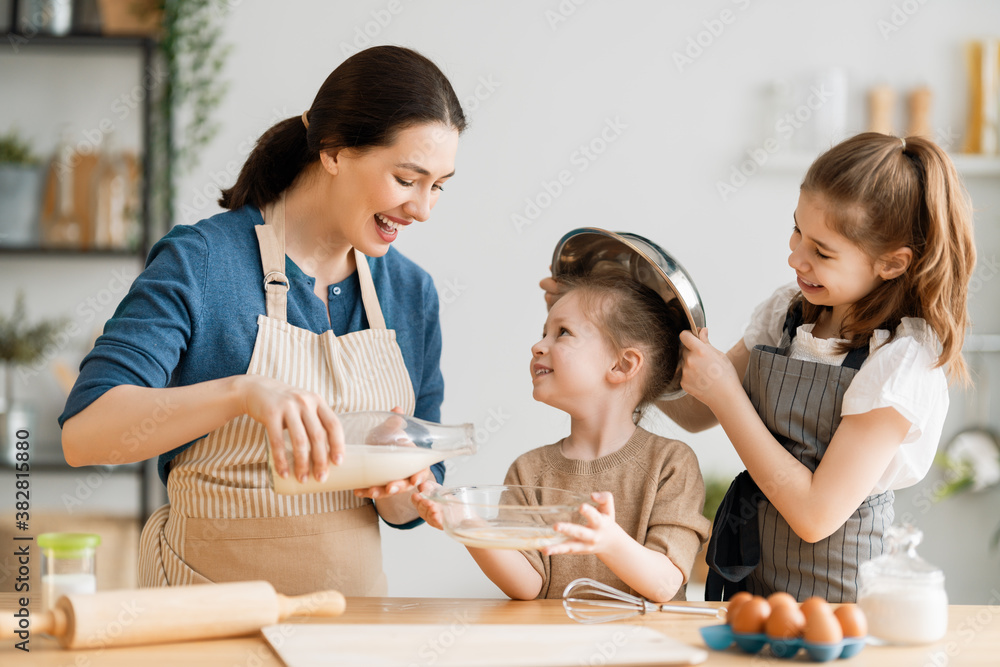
[706,303,893,602]
[137,193,416,595]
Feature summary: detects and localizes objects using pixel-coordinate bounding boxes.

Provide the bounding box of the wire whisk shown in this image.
[562,578,723,624]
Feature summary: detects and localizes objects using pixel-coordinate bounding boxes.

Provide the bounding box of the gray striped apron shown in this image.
[137,193,415,595]
[707,303,893,602]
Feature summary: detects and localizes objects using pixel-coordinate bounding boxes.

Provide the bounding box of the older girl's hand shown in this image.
[540,271,564,311]
[678,328,742,409]
[544,492,623,556]
[241,375,344,484]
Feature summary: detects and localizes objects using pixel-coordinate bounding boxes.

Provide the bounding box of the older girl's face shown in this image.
[324,122,459,257]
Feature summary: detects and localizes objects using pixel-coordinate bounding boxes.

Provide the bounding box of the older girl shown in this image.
[665,132,976,601]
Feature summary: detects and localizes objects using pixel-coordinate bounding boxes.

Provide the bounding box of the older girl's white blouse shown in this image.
[742,283,949,494]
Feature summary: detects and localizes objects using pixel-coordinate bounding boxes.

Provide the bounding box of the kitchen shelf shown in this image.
[2,32,153,49]
[763,151,1000,177]
[0,30,162,259]
[0,245,142,258]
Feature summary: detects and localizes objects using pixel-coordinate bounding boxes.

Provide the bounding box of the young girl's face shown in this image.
[530,291,617,412]
[788,191,883,314]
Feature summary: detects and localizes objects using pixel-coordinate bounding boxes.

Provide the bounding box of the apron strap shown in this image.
[782,299,870,370]
[255,194,389,330]
[256,195,289,322]
[353,248,387,330]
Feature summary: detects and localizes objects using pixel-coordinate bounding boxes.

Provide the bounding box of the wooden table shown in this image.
[2,595,997,665]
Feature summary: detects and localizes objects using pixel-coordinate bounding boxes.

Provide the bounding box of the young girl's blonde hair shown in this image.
[799,132,976,383]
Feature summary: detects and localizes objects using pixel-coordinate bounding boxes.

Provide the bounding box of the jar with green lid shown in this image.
[38,533,101,612]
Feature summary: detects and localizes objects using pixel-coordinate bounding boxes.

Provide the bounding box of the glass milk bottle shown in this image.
[38,533,101,611]
[858,524,948,644]
[269,411,476,495]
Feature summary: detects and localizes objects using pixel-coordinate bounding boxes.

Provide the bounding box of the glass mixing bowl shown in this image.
[428,485,595,550]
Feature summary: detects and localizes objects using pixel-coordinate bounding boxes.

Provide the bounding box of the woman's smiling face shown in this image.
[323,122,459,257]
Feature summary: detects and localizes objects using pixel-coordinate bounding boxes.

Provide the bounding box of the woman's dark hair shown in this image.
[219,45,466,210]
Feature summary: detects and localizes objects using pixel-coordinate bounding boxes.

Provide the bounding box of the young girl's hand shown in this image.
[544,492,624,556]
[411,480,445,530]
[679,328,743,409]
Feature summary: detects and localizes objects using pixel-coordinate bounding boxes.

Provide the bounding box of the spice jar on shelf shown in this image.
[857,523,948,644]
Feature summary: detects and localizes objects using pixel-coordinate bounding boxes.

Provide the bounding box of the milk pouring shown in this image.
[268,411,476,494]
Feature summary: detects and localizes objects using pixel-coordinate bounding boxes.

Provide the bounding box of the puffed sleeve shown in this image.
[59,225,209,425]
[841,318,949,489]
[742,283,799,350]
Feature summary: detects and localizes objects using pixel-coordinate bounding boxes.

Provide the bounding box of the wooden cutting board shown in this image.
[261,623,707,666]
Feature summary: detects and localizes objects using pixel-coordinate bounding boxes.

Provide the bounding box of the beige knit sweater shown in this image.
[504,426,711,601]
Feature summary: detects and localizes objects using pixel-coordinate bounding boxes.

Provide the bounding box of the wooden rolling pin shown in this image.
[0,581,345,649]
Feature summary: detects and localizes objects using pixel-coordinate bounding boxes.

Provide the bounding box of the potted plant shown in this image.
[0,129,45,246]
[0,292,69,465]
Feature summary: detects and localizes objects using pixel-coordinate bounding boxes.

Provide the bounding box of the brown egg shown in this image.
[726,591,754,623]
[803,607,844,644]
[799,596,832,620]
[765,602,806,639]
[767,591,798,610]
[731,596,771,635]
[834,605,868,638]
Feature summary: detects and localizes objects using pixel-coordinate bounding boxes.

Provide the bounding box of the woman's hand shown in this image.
[354,407,434,499]
[240,375,344,483]
[678,328,743,410]
[411,480,445,530]
[544,492,624,556]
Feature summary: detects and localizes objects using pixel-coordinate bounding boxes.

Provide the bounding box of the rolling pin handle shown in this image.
[0,607,65,640]
[276,590,346,619]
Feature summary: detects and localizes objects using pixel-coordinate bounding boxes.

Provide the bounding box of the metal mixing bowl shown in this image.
[550,227,706,399]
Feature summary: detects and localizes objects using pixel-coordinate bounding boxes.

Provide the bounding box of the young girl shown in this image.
[661,132,976,602]
[414,274,711,602]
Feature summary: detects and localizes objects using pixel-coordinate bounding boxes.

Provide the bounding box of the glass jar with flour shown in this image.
[858,524,948,644]
[38,532,101,612]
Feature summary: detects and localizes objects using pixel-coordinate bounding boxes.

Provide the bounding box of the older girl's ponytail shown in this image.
[904,136,976,383]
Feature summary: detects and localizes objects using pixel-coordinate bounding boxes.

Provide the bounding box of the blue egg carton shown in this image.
[699,624,866,662]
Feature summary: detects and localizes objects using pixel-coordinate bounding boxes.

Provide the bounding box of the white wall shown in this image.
[2,0,999,602]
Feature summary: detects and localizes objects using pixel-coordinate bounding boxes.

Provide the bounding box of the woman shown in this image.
[59,45,466,596]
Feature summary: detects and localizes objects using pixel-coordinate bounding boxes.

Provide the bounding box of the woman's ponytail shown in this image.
[218,116,312,210]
